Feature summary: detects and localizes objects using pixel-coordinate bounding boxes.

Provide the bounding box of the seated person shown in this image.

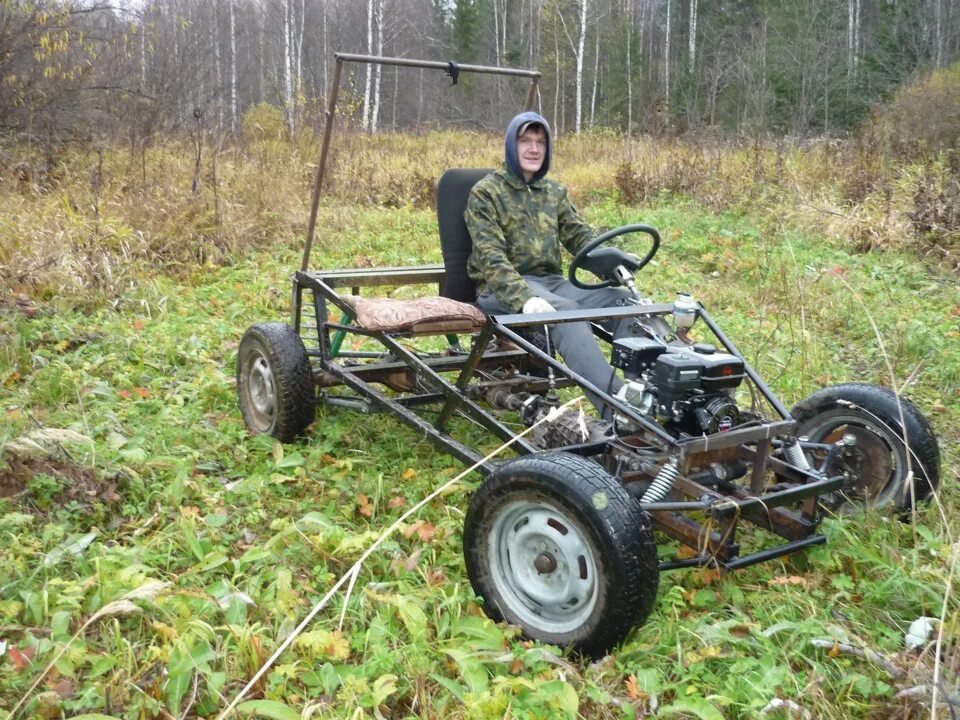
[465,111,639,416]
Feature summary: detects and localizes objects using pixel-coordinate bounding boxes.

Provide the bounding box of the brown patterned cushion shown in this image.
[340,296,486,333]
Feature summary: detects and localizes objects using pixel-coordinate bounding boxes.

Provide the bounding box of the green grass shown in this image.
[1,193,958,719]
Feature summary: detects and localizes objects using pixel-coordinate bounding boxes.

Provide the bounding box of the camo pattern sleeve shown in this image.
[466,170,580,312]
[557,185,596,255]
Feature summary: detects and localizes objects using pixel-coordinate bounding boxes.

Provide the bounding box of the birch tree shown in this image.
[370,0,384,133]
[576,0,587,132]
[230,0,237,132]
[282,0,293,130]
[362,0,373,130]
[688,0,697,72]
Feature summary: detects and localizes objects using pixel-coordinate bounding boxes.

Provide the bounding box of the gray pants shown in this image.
[476,274,632,416]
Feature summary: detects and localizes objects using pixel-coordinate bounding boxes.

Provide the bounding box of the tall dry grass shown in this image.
[1,127,957,304]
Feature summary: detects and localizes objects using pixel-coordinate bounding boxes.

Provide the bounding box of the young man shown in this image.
[465,111,640,415]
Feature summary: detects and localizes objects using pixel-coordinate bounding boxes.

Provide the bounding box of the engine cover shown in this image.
[693,395,741,434]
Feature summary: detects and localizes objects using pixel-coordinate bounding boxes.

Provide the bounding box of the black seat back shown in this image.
[437,168,492,302]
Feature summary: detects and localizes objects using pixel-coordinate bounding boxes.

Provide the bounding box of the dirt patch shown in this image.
[0,455,122,507]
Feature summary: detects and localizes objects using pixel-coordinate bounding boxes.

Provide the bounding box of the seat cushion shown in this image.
[340,296,486,333]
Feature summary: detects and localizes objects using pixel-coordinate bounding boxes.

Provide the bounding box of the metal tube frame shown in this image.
[282,53,845,578]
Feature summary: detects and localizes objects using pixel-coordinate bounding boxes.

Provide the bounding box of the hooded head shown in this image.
[504,111,551,183]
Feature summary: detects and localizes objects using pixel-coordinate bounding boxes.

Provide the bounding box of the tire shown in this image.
[790,383,940,512]
[463,452,659,657]
[237,323,316,442]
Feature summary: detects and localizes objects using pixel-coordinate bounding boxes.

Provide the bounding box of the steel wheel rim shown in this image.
[488,499,599,634]
[244,352,277,431]
[803,412,906,508]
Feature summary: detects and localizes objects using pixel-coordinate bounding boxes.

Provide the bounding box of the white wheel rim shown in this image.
[804,412,905,508]
[488,499,599,635]
[245,353,277,429]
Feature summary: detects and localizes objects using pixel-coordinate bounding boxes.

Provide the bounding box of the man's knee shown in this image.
[548,296,578,312]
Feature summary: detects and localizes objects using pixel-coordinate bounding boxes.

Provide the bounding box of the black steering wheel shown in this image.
[568,224,661,290]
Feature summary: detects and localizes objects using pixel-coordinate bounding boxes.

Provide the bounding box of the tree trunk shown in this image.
[363,0,373,131]
[371,0,383,133]
[296,0,305,124]
[688,0,697,72]
[230,0,237,133]
[553,13,561,129]
[213,3,222,132]
[575,0,587,133]
[321,0,328,98]
[590,12,599,128]
[626,7,633,135]
[664,0,671,107]
[283,0,293,132]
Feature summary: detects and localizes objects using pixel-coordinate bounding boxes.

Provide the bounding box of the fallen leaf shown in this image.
[676,545,699,560]
[321,453,337,465]
[151,621,178,642]
[625,675,642,701]
[117,389,131,400]
[416,522,436,543]
[685,645,725,664]
[387,496,406,509]
[402,468,417,480]
[323,630,351,661]
[132,387,151,398]
[133,319,145,330]
[8,646,33,671]
[50,677,74,699]
[827,642,841,658]
[404,548,424,571]
[696,568,723,585]
[931,401,947,414]
[356,494,373,518]
[427,568,445,585]
[768,575,811,587]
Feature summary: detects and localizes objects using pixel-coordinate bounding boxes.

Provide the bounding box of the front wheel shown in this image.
[463,452,659,657]
[791,383,940,512]
[237,323,316,442]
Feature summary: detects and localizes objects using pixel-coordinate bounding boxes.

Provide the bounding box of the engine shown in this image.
[610,337,746,436]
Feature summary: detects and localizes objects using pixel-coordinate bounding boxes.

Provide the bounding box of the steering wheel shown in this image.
[568,224,661,290]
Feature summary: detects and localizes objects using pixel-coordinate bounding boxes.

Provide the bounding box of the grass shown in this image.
[0,133,958,719]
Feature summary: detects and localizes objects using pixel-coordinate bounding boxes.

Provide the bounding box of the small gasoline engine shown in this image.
[611,337,745,437]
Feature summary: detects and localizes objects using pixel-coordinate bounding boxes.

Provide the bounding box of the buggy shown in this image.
[236,54,941,656]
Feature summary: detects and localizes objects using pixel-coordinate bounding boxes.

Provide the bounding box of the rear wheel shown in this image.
[463,452,658,657]
[237,323,316,442]
[791,383,940,512]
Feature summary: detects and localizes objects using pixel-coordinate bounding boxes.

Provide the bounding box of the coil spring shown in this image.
[640,459,681,504]
[783,439,812,471]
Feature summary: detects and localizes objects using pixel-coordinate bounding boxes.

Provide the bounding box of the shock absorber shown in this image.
[640,457,681,503]
[783,438,813,472]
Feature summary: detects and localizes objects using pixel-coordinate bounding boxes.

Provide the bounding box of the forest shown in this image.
[3,0,960,142]
[2,1,960,720]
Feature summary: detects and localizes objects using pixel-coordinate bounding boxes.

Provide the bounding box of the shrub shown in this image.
[873,62,960,159]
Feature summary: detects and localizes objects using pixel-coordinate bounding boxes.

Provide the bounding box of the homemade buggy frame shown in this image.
[236,54,941,656]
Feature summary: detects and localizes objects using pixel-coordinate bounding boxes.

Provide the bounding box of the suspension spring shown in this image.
[783,439,812,471]
[640,458,681,504]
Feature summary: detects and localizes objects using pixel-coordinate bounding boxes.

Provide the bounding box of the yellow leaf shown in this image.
[402,468,416,480]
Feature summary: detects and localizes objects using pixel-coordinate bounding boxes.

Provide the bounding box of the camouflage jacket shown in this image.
[465,167,595,312]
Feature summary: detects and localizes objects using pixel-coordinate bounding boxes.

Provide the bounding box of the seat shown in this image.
[437,168,493,303]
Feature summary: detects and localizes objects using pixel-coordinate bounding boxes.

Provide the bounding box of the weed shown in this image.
[0,137,957,720]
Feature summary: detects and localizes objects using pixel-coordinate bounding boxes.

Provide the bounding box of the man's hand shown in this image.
[522,297,555,314]
[581,247,641,277]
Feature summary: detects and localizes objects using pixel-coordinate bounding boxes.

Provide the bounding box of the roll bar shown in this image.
[301,53,542,272]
